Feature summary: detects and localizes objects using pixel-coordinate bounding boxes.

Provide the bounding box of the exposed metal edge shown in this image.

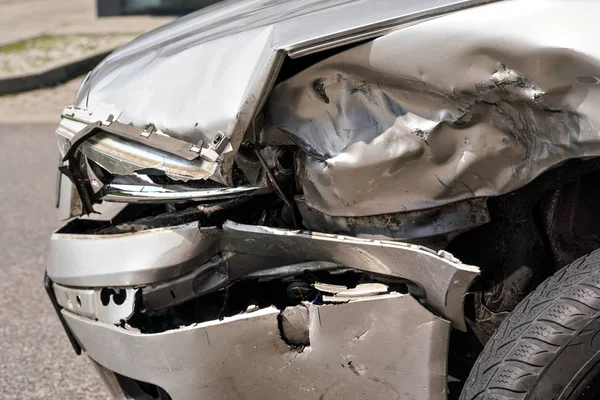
[63,294,450,400]
[245,260,343,279]
[102,183,270,203]
[61,106,230,164]
[62,119,201,163]
[221,221,479,330]
[53,283,137,324]
[142,256,348,313]
[284,0,501,58]
[218,49,287,185]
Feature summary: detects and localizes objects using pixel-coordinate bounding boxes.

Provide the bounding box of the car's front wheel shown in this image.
[461,250,600,400]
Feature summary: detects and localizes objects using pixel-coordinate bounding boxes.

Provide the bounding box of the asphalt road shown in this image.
[0,124,110,399]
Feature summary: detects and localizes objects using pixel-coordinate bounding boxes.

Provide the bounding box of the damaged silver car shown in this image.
[46,0,600,399]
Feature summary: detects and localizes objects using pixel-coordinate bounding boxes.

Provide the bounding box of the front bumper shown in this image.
[47,219,478,400]
[63,294,449,400]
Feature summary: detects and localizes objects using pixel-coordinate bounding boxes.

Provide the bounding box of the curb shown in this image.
[0,49,112,96]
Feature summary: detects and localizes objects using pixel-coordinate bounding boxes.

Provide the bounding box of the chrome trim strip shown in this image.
[102,183,270,203]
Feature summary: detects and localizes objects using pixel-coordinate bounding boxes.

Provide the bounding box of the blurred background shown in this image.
[0,1,217,398]
[97,0,221,16]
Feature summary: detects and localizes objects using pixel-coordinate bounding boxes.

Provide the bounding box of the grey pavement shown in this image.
[0,124,110,399]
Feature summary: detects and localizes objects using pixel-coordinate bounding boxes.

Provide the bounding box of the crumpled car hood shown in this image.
[266,0,600,216]
[74,0,491,183]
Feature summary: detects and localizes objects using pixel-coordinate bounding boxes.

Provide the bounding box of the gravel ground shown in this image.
[0,123,110,399]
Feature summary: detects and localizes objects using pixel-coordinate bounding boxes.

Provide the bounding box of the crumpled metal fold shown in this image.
[267,0,600,216]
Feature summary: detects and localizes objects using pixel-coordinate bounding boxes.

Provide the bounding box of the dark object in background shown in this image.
[96,0,221,17]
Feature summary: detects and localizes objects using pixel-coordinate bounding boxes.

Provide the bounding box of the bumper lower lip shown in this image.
[63,294,450,400]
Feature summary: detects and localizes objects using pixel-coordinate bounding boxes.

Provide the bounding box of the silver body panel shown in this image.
[47,220,478,329]
[62,0,600,218]
[46,0,600,398]
[74,0,491,183]
[47,223,220,287]
[296,196,490,241]
[269,0,600,215]
[63,294,450,400]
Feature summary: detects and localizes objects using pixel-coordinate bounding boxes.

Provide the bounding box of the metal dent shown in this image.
[74,0,491,185]
[142,256,350,312]
[267,0,600,216]
[142,255,228,311]
[64,294,450,400]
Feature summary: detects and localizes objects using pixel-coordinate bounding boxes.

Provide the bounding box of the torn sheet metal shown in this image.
[47,220,478,329]
[53,284,137,324]
[315,282,390,303]
[221,221,478,330]
[245,260,343,280]
[296,196,490,240]
[142,257,347,312]
[63,293,450,400]
[142,255,228,311]
[268,0,600,216]
[74,0,491,184]
[313,282,388,297]
[57,172,127,221]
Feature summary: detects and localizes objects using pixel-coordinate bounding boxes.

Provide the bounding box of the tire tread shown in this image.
[460,249,600,400]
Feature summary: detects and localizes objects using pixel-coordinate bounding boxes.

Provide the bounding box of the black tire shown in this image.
[460,250,600,400]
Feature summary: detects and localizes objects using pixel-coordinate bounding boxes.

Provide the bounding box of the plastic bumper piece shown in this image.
[63,293,450,400]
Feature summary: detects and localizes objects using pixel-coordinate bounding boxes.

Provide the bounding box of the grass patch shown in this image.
[0,35,74,54]
[0,34,132,76]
